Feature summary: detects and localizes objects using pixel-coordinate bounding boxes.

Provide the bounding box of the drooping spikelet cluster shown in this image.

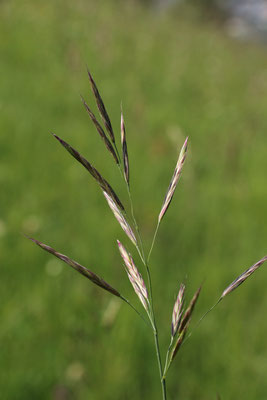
[30,70,192,318]
[32,70,134,299]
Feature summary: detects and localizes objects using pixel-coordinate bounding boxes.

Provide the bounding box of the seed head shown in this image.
[220,256,267,299]
[29,237,121,298]
[158,137,188,223]
[117,241,149,311]
[171,283,185,337]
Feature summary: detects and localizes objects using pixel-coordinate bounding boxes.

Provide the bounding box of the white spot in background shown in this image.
[22,215,40,234]
[101,298,121,328]
[45,258,63,277]
[65,362,84,382]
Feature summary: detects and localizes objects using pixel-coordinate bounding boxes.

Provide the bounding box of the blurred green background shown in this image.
[1,1,267,399]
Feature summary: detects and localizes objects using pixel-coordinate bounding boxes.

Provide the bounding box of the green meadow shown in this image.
[1,1,267,399]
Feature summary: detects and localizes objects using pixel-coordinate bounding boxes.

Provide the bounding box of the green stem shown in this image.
[162,377,167,400]
[121,295,150,327]
[148,220,160,263]
[118,163,167,400]
[182,298,222,346]
[141,255,167,400]
[153,325,167,400]
[163,337,173,378]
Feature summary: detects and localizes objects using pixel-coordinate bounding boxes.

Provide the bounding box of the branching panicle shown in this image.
[29,71,266,400]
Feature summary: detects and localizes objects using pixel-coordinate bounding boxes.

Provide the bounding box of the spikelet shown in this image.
[87,68,115,143]
[29,237,121,297]
[117,240,149,311]
[52,134,124,211]
[170,285,201,362]
[170,320,190,362]
[81,96,118,164]
[120,110,129,185]
[103,192,137,246]
[178,285,201,334]
[158,137,188,223]
[220,255,267,299]
[171,283,185,337]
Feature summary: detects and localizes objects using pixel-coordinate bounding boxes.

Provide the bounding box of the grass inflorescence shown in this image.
[28,71,267,400]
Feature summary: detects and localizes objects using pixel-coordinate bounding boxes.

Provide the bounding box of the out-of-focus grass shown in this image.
[0,1,267,399]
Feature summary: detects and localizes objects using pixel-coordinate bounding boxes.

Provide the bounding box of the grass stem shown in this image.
[182,298,222,346]
[148,220,160,263]
[121,295,150,327]
[118,151,167,399]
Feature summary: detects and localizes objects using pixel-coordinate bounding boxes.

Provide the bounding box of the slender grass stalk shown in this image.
[181,299,222,348]
[120,295,150,327]
[118,161,167,398]
[115,139,167,397]
[145,257,166,399]
[163,337,173,379]
[148,220,160,263]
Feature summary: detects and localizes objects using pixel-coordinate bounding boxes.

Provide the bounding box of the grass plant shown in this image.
[28,70,267,399]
